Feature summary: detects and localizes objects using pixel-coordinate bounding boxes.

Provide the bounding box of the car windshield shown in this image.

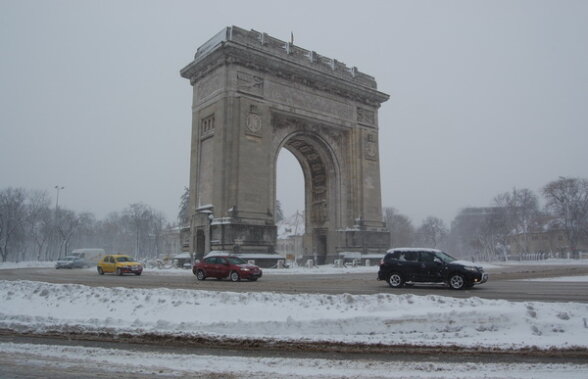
[436,251,456,263]
[62,257,74,261]
[226,257,246,265]
[116,256,133,262]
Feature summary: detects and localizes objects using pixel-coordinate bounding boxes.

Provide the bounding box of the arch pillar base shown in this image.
[300,229,390,265]
[208,221,277,254]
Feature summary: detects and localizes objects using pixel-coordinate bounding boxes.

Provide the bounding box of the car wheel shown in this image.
[196,270,206,281]
[387,273,404,288]
[449,274,465,290]
[116,268,122,276]
[229,271,240,282]
[97,267,104,275]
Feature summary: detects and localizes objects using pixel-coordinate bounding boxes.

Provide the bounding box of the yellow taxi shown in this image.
[97,255,143,276]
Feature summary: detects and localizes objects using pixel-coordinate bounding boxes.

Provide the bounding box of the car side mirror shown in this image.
[433,258,443,265]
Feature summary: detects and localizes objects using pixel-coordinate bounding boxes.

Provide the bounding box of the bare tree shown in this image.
[275,199,284,223]
[124,203,152,258]
[149,210,166,258]
[122,203,166,259]
[0,184,174,262]
[383,207,414,248]
[542,177,588,258]
[98,212,133,254]
[475,208,509,261]
[25,190,53,261]
[55,209,80,258]
[72,212,98,249]
[449,207,508,261]
[178,186,190,227]
[415,216,448,248]
[0,188,27,262]
[494,188,541,254]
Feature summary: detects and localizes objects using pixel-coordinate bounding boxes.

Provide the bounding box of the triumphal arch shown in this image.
[181,26,389,263]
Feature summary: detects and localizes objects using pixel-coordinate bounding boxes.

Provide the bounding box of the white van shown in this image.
[71,248,105,264]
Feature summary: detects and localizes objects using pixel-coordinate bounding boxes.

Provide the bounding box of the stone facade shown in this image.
[180,26,390,262]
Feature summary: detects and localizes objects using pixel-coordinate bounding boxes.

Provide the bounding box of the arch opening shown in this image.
[276,148,305,227]
[274,130,341,264]
[276,148,305,261]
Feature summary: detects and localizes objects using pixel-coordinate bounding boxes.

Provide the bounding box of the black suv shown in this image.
[378,248,488,290]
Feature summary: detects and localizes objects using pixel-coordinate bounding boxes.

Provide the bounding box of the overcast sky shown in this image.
[1,0,587,225]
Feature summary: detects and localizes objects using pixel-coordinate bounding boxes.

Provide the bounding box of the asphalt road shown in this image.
[2,264,588,302]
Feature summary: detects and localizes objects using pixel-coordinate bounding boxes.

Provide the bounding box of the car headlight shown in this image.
[241,268,250,272]
[464,266,478,272]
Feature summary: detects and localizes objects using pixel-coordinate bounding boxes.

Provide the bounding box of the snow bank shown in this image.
[1,280,587,349]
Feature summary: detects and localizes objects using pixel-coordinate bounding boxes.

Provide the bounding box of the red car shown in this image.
[193,255,263,282]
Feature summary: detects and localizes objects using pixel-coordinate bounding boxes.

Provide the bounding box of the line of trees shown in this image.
[384,177,588,260]
[0,187,173,263]
[2,177,587,263]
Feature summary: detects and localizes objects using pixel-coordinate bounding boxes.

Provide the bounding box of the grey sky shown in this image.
[1,0,587,225]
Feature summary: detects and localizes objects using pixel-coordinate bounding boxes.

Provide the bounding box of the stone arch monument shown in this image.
[181,26,389,263]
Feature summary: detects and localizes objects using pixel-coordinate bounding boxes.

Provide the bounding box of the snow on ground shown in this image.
[519,276,588,282]
[1,280,587,350]
[497,259,588,266]
[1,342,587,379]
[0,261,55,270]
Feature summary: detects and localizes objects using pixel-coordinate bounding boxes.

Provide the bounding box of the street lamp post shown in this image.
[54,186,64,210]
